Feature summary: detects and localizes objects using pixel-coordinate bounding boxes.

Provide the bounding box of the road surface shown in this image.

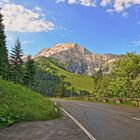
[0,99,140,140]
[0,114,89,140]
[57,99,140,140]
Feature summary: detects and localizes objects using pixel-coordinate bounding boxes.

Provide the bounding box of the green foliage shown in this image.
[93,75,111,98]
[30,69,63,96]
[94,53,140,98]
[35,57,94,93]
[47,57,66,70]
[24,57,91,97]
[10,39,23,83]
[113,52,140,80]
[29,69,79,97]
[131,75,140,98]
[109,53,140,98]
[0,78,61,128]
[93,66,103,83]
[108,77,131,98]
[23,55,35,86]
[0,10,9,79]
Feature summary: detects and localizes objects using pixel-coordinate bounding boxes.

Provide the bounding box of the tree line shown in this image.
[0,11,35,86]
[1,9,140,99]
[0,10,89,97]
[93,52,140,98]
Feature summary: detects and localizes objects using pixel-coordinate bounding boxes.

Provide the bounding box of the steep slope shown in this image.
[0,78,60,128]
[35,43,120,75]
[35,57,94,93]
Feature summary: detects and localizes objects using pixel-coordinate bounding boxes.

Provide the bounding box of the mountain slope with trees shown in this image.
[93,53,140,99]
[34,57,94,94]
[0,10,61,128]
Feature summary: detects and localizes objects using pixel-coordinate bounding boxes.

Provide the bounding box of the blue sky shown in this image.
[1,0,140,55]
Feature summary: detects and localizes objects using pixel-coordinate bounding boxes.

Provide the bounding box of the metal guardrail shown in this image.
[69,96,140,107]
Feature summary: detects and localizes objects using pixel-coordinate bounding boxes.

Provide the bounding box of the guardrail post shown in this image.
[134,99,140,107]
[54,101,58,113]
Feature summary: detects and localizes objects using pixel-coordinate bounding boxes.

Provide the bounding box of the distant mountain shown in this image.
[34,43,120,75]
[21,54,29,62]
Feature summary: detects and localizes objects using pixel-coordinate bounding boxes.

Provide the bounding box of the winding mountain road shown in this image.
[0,99,140,140]
[57,99,140,140]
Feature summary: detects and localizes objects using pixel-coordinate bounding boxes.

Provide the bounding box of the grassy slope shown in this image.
[36,57,94,93]
[0,78,60,128]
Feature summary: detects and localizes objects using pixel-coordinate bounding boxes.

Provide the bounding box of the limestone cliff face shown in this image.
[34,43,120,75]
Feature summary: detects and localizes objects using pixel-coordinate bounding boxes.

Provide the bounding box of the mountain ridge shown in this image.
[34,43,120,75]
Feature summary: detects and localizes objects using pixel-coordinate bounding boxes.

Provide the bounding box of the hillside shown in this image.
[35,43,120,75]
[35,57,94,93]
[0,78,60,128]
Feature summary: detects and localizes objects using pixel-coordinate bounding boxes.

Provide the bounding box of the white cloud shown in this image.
[122,12,128,17]
[34,7,43,12]
[6,33,34,46]
[132,40,140,46]
[22,40,34,45]
[1,2,55,33]
[106,9,114,13]
[113,0,124,12]
[0,0,10,6]
[113,0,140,12]
[56,0,96,7]
[68,0,77,4]
[56,0,140,12]
[80,0,96,7]
[56,0,65,3]
[100,0,111,7]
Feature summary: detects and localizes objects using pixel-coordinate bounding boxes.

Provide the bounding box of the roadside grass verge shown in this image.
[0,78,61,128]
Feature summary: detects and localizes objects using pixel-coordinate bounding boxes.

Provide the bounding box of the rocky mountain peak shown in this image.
[35,48,50,58]
[53,43,77,50]
[34,43,120,75]
[45,43,91,56]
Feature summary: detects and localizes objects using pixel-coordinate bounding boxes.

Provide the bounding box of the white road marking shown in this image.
[61,108,96,140]
[133,117,140,121]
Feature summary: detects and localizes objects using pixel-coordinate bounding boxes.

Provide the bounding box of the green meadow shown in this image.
[36,57,94,93]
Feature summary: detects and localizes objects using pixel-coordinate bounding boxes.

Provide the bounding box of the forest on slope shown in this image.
[0,11,60,128]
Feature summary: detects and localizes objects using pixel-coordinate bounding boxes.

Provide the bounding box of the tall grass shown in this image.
[0,78,61,128]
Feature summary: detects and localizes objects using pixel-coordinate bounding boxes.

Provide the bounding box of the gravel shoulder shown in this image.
[0,114,89,140]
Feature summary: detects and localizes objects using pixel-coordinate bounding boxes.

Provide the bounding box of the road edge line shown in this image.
[133,117,140,121]
[61,108,96,140]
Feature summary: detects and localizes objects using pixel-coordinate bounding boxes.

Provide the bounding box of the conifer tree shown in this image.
[0,9,9,79]
[23,55,35,86]
[10,39,23,83]
[94,65,103,83]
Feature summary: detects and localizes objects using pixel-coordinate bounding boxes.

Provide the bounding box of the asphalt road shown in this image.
[0,114,89,140]
[57,99,140,140]
[0,99,140,140]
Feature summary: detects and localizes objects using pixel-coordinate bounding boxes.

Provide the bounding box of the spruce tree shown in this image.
[10,39,23,83]
[23,55,35,86]
[94,66,103,83]
[0,9,9,79]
